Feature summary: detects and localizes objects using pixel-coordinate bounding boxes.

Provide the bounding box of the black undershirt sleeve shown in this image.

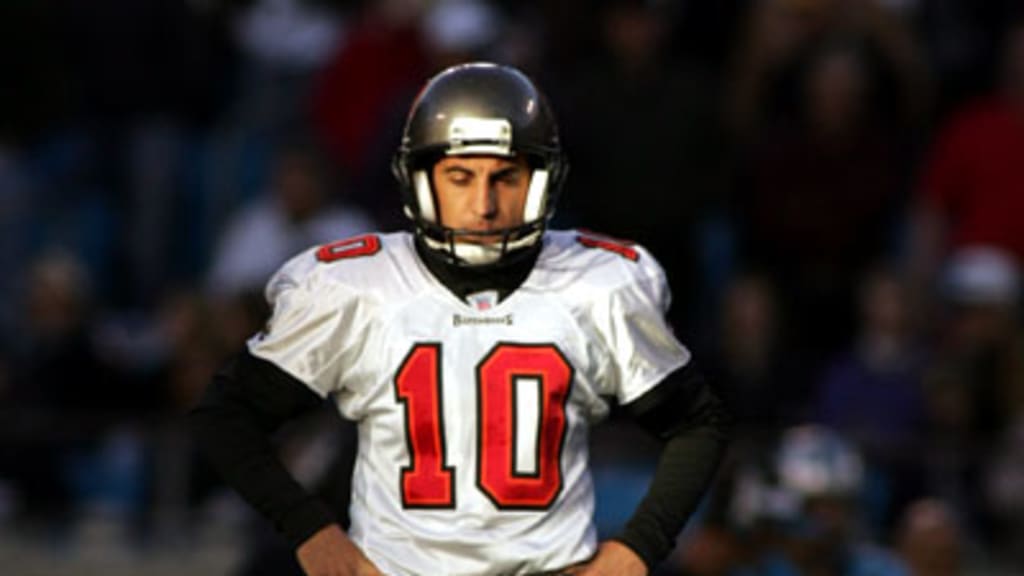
[189,350,335,548]
[612,362,732,571]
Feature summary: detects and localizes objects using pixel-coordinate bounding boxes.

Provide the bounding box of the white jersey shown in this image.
[248,230,691,576]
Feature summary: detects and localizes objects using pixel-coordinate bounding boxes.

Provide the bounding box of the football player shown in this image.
[191,62,731,576]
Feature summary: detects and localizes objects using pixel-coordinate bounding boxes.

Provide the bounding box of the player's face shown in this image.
[432,155,531,243]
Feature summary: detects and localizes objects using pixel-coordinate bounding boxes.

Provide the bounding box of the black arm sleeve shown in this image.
[612,362,732,571]
[189,350,336,548]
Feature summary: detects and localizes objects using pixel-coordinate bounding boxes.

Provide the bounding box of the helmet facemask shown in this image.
[405,158,555,267]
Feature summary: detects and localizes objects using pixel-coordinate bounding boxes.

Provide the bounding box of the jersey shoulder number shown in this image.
[575,229,639,262]
[316,233,382,262]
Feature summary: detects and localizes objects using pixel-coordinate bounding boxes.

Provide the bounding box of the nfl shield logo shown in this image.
[467,290,498,311]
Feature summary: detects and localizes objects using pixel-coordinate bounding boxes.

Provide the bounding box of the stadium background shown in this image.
[0,0,1022,574]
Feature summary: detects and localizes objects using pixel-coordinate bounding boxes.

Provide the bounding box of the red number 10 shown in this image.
[394,343,573,510]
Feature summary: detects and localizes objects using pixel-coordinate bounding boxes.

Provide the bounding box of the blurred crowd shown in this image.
[1,0,1023,575]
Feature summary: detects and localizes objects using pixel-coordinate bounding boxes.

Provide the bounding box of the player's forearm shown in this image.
[189,352,334,546]
[617,372,732,570]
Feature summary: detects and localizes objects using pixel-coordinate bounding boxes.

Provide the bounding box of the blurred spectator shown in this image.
[205,137,376,300]
[0,252,147,530]
[921,246,1023,542]
[814,266,928,534]
[941,246,1022,309]
[310,0,430,188]
[560,0,725,335]
[895,499,962,576]
[729,0,835,136]
[230,0,343,139]
[19,251,102,401]
[154,292,226,415]
[174,1,339,304]
[909,17,1024,298]
[703,274,807,442]
[59,1,238,304]
[938,247,1024,430]
[728,0,928,139]
[421,0,504,68]
[735,35,917,370]
[738,425,909,576]
[984,414,1024,571]
[916,0,1023,117]
[102,289,233,544]
[234,0,343,71]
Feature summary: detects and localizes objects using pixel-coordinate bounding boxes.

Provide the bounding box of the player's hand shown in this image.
[296,524,384,576]
[560,540,647,576]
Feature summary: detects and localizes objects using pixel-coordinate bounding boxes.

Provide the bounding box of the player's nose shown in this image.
[470,179,498,220]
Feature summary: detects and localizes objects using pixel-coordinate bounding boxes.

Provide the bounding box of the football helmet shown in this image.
[393,62,568,266]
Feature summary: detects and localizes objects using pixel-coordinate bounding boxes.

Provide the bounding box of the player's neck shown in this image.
[414,236,541,304]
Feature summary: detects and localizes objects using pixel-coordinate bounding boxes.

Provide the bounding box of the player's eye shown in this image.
[446,169,473,186]
[494,170,523,187]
